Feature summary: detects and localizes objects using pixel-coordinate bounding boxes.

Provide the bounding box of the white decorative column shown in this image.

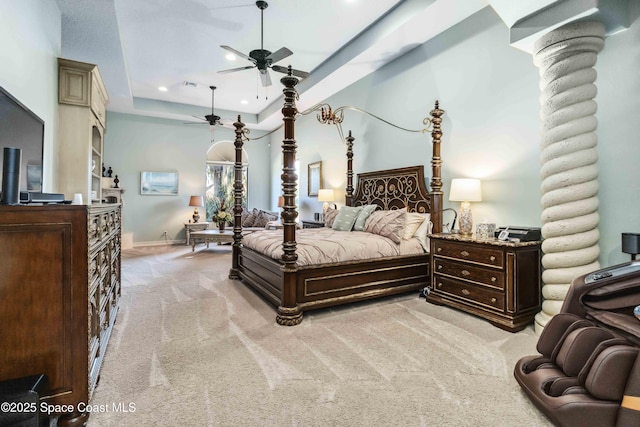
[533,21,605,333]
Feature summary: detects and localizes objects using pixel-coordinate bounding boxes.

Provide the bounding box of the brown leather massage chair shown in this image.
[514,261,640,426]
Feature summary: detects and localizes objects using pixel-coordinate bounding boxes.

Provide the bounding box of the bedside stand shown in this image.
[184,221,210,245]
[427,233,542,332]
[302,220,325,229]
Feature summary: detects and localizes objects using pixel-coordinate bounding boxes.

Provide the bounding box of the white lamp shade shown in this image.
[449,179,482,202]
[317,189,335,202]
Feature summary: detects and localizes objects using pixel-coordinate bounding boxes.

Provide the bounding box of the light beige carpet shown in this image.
[87,244,552,427]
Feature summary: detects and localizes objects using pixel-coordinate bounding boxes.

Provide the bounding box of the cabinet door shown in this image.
[0,208,89,407]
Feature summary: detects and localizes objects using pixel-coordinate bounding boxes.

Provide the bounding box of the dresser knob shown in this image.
[491,298,496,303]
[437,247,442,252]
[461,251,469,257]
[438,265,442,270]
[437,282,442,288]
[490,256,496,262]
[461,289,470,295]
[491,277,496,282]
[461,270,470,276]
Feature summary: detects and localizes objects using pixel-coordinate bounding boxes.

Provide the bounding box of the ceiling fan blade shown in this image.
[260,69,272,87]
[220,45,255,62]
[218,65,255,74]
[266,47,293,64]
[271,65,309,79]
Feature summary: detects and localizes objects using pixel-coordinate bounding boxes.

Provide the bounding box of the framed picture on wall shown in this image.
[308,161,322,196]
[140,171,179,195]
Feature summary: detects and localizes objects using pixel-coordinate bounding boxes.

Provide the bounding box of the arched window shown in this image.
[206,141,248,221]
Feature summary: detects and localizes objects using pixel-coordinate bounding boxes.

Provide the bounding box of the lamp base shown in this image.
[458,201,473,236]
[192,208,200,223]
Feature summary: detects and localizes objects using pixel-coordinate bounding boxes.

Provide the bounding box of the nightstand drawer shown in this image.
[433,275,504,311]
[433,240,504,268]
[433,258,504,290]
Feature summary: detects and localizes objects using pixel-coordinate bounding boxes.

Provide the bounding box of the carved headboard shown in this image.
[351,166,431,214]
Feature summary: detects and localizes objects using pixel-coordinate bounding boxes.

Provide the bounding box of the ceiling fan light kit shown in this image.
[218,1,309,87]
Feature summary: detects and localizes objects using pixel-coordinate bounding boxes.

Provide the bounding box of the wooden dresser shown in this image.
[0,204,121,426]
[427,233,541,332]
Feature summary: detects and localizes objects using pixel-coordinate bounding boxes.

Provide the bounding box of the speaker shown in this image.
[622,233,640,260]
[1,147,21,205]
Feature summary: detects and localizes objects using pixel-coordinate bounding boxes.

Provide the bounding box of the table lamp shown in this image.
[317,189,335,214]
[278,195,285,220]
[189,195,204,223]
[449,179,482,236]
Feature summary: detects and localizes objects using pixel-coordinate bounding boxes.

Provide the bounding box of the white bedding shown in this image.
[241,227,426,266]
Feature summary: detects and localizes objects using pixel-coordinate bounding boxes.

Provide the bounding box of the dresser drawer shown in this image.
[433,275,504,311]
[433,258,504,290]
[433,240,504,268]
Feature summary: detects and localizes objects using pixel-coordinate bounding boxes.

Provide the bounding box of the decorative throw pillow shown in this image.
[413,213,432,251]
[241,208,250,226]
[364,209,407,244]
[242,208,259,227]
[253,210,278,228]
[324,207,339,228]
[332,206,363,231]
[353,204,377,231]
[402,212,426,240]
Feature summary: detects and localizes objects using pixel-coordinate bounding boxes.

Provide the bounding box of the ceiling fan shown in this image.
[217,1,309,87]
[186,85,230,127]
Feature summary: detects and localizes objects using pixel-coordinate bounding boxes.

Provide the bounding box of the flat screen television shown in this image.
[0,86,45,193]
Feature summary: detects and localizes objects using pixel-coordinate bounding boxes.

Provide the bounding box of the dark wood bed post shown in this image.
[277,67,303,326]
[229,115,245,280]
[429,100,445,233]
[345,130,354,207]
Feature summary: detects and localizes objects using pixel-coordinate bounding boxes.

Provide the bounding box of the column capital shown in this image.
[487,0,632,54]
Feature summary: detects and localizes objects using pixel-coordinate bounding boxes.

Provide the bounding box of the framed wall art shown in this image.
[140,171,179,195]
[308,161,322,196]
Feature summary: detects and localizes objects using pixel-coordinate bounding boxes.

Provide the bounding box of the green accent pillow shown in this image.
[352,204,377,231]
[332,206,363,231]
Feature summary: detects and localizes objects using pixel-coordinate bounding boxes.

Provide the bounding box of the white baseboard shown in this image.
[130,239,184,248]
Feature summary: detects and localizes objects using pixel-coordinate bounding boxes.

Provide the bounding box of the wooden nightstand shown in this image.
[427,233,542,332]
[302,220,325,229]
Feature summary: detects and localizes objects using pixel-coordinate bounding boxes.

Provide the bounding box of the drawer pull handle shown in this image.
[489,256,496,262]
[461,289,470,295]
[437,247,442,252]
[491,298,497,303]
[438,265,442,270]
[437,282,442,288]
[461,251,470,257]
[461,270,471,276]
[491,277,497,282]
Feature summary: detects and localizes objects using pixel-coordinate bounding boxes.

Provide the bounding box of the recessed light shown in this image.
[158,86,168,92]
[240,99,248,105]
[225,53,236,61]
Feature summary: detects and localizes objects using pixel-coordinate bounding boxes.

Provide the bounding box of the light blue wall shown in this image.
[0,0,61,192]
[103,112,271,244]
[268,7,640,268]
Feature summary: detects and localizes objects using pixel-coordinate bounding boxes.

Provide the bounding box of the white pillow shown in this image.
[413,213,432,250]
[402,212,426,240]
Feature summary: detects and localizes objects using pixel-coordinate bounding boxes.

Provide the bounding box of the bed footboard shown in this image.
[237,247,429,317]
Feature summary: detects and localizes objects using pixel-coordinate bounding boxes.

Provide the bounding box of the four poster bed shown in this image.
[228,72,445,326]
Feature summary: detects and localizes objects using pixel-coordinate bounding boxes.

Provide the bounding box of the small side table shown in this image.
[184,221,210,245]
[302,220,325,229]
